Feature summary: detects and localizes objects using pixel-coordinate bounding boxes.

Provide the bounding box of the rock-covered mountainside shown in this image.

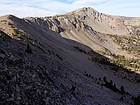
[24,7,140,56]
[0,7,140,105]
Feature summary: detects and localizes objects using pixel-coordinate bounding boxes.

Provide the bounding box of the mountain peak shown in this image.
[69,7,98,14]
[80,7,97,12]
[75,7,97,12]
[66,7,100,19]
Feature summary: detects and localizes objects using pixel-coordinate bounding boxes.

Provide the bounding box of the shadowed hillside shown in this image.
[0,7,140,105]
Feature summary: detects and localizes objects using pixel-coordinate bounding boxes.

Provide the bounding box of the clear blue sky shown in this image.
[0,0,140,17]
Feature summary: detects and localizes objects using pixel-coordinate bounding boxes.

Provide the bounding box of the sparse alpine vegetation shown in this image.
[0,7,140,105]
[110,34,140,56]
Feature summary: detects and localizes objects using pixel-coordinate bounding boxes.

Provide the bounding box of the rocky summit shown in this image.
[0,7,140,105]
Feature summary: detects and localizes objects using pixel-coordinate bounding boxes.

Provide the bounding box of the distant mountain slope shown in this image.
[28,7,139,57]
[0,8,140,57]
[0,7,140,105]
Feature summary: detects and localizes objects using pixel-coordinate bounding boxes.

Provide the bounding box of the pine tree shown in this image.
[120,86,125,95]
[25,44,32,54]
[103,76,106,82]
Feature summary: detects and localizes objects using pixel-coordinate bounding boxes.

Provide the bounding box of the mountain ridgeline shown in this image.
[0,7,140,105]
